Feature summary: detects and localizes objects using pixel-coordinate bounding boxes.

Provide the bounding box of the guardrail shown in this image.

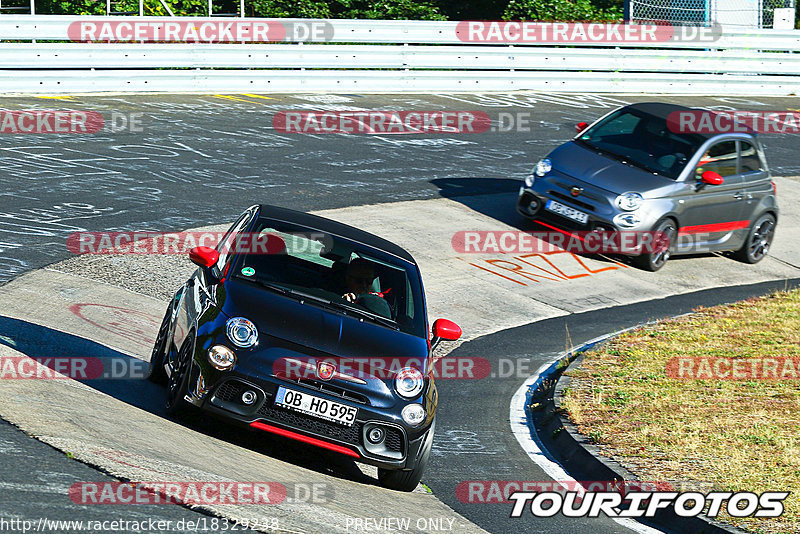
[0,15,799,94]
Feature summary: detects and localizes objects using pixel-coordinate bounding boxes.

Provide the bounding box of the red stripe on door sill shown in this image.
[250,421,360,458]
[679,220,749,235]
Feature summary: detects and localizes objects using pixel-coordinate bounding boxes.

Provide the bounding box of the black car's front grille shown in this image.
[214,380,246,402]
[385,427,403,453]
[285,377,370,405]
[548,190,596,212]
[257,402,363,446]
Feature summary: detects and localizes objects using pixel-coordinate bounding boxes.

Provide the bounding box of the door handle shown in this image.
[733,192,745,200]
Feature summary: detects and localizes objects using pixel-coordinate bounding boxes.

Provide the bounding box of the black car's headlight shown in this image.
[394,367,424,399]
[226,317,258,348]
[401,404,426,427]
[208,345,237,371]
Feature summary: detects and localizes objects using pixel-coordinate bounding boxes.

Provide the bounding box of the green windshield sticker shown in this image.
[241,267,255,277]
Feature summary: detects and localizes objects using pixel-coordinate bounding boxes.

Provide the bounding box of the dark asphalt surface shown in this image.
[426,278,800,534]
[1,92,800,533]
[2,92,800,286]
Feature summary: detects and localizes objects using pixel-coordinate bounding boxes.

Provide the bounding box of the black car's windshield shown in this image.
[578,109,707,179]
[230,217,426,337]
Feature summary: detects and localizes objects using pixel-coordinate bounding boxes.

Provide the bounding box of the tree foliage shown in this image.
[503,0,623,22]
[33,0,620,20]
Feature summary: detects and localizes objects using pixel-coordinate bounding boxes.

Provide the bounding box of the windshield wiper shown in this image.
[336,303,399,330]
[241,277,398,329]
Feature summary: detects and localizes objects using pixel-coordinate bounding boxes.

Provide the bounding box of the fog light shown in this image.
[367,427,385,444]
[241,390,257,405]
[207,345,236,371]
[401,404,426,427]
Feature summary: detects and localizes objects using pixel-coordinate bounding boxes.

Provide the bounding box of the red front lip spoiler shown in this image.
[250,421,361,458]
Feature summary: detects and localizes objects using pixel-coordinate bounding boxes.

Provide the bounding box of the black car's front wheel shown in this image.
[165,337,194,418]
[632,218,677,272]
[145,305,172,385]
[378,419,434,492]
[734,213,776,264]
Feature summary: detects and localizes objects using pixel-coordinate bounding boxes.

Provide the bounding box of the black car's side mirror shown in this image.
[431,318,462,350]
[189,246,223,284]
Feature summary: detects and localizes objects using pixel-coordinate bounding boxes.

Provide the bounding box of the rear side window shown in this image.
[696,141,737,177]
[740,141,763,173]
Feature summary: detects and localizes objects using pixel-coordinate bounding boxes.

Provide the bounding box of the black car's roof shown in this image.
[622,102,733,139]
[255,204,416,264]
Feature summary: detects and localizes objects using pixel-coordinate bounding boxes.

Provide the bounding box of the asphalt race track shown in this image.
[1,92,800,534]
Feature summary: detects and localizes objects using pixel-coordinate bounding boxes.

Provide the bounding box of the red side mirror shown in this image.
[575,122,589,134]
[701,170,724,185]
[432,319,462,342]
[189,246,219,268]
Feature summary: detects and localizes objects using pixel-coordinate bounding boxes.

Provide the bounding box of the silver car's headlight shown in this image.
[534,158,552,177]
[226,317,258,348]
[614,212,643,228]
[616,192,644,211]
[394,367,424,399]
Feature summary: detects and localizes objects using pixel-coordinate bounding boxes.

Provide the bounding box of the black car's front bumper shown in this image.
[188,369,430,471]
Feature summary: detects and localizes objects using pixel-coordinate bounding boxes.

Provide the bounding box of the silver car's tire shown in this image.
[734,213,776,264]
[632,219,676,272]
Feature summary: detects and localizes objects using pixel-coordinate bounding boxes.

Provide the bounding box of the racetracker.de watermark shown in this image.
[455,21,721,43]
[452,231,669,255]
[0,356,147,380]
[667,357,799,380]
[667,110,800,134]
[67,231,332,255]
[0,111,144,134]
[273,111,491,135]
[69,482,290,505]
[273,356,492,382]
[68,20,333,42]
[456,480,675,503]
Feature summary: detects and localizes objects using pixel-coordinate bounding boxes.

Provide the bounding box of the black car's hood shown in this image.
[549,141,674,196]
[218,278,429,364]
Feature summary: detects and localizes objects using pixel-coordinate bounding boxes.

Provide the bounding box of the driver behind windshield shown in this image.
[341,258,392,319]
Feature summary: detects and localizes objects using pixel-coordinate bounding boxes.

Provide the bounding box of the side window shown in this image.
[696,141,737,178]
[739,141,763,173]
[216,212,251,271]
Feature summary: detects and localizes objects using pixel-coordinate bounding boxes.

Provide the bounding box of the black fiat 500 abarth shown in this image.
[147,204,462,491]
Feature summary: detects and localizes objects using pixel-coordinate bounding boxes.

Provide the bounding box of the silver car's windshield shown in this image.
[577,109,707,179]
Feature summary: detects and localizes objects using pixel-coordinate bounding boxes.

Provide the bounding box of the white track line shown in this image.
[509,329,666,534]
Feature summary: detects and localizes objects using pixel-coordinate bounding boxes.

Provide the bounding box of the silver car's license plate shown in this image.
[545,199,589,224]
[275,386,357,426]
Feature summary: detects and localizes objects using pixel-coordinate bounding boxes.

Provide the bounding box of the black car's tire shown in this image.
[145,305,172,385]
[733,213,776,264]
[165,337,194,418]
[378,419,435,492]
[632,218,677,272]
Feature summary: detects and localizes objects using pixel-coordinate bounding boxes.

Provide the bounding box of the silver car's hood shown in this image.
[549,141,676,196]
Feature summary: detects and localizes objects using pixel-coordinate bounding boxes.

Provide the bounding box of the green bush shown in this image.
[329,0,446,20]
[503,0,623,22]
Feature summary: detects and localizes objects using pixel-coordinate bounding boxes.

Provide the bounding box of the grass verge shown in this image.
[561,289,800,534]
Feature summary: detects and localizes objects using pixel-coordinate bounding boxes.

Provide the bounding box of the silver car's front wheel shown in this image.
[633,219,676,272]
[734,213,776,264]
